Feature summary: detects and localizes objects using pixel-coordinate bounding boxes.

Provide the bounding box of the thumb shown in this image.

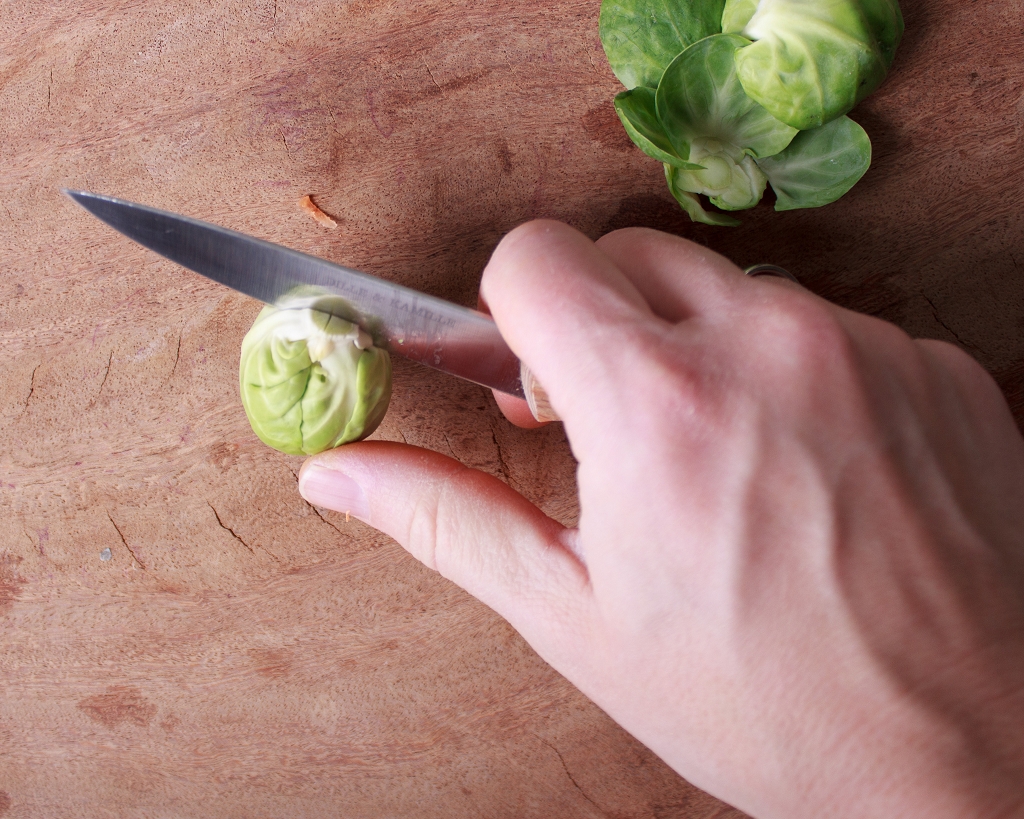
[298,441,590,636]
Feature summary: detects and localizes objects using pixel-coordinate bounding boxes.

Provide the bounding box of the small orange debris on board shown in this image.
[298,195,338,229]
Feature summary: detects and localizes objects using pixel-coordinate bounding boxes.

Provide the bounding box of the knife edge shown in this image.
[65,190,526,399]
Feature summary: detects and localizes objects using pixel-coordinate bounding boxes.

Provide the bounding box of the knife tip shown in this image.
[63,189,118,216]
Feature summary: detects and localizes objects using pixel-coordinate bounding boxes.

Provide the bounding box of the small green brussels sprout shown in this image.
[239,306,391,456]
[723,0,904,130]
[664,164,743,227]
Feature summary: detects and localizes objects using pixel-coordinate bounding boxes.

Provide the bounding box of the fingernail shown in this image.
[299,464,370,521]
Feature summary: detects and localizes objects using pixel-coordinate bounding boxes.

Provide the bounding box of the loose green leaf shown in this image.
[731,0,904,130]
[757,115,872,210]
[665,164,742,227]
[656,34,798,161]
[614,88,705,169]
[599,0,726,90]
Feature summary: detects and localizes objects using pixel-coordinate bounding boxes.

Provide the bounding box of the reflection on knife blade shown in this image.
[64,190,525,399]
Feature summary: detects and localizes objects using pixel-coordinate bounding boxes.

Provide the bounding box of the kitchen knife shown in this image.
[66,190,555,419]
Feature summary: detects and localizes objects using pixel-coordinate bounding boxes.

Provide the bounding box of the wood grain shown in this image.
[1,0,1022,816]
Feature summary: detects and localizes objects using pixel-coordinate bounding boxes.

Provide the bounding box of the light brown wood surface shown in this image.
[1,1,1022,816]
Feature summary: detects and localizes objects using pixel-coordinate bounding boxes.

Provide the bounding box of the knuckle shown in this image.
[917,338,1008,409]
[595,226,659,252]
[409,465,491,582]
[753,296,854,374]
[918,337,981,373]
[613,329,712,427]
[406,490,443,572]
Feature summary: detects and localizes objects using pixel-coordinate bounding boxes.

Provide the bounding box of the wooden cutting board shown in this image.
[1,1,1021,816]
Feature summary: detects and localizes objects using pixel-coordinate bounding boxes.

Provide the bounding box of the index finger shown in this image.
[480,221,661,429]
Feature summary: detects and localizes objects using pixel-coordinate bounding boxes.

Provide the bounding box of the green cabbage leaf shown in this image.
[599,0,726,89]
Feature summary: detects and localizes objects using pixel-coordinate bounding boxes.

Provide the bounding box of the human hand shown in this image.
[298,222,1024,819]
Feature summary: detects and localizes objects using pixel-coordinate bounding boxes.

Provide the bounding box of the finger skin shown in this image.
[480,220,661,427]
[492,390,548,428]
[595,227,745,322]
[479,221,808,433]
[299,442,590,654]
[478,283,551,428]
[303,219,1024,819]
[481,224,800,428]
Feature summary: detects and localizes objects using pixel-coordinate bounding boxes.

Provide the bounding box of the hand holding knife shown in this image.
[65,190,557,422]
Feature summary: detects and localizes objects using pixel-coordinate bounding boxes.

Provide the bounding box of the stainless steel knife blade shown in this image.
[65,190,524,398]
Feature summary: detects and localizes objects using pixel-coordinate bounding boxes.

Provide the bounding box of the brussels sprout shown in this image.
[721,0,760,33]
[598,0,900,224]
[723,0,904,129]
[239,306,392,456]
[652,34,794,217]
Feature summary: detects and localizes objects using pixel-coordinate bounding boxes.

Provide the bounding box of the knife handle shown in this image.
[520,363,560,423]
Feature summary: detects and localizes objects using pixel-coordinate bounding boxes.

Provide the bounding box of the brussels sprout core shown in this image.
[239,306,392,456]
[680,138,768,210]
